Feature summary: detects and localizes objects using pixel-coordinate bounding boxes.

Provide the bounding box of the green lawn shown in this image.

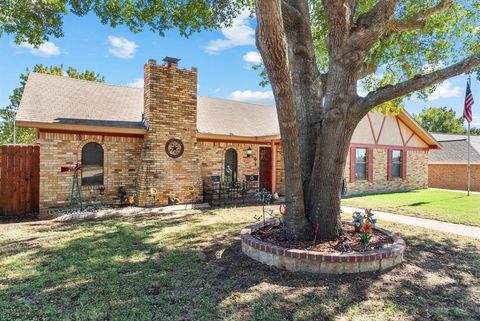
[342,189,480,226]
[0,206,479,321]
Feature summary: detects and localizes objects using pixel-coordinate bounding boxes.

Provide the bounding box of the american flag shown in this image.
[464,80,474,123]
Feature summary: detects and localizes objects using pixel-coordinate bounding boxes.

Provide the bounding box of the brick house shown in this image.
[428,133,480,191]
[16,57,440,213]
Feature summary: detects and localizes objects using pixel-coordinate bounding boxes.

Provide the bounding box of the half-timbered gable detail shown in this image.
[345,111,438,195]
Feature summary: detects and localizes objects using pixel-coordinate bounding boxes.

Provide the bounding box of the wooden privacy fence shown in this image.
[0,145,40,218]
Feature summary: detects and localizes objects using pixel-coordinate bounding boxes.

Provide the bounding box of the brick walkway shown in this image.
[341,205,480,239]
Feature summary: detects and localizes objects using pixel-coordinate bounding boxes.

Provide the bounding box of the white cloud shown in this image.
[107,36,138,59]
[357,88,368,97]
[243,51,262,65]
[357,81,368,97]
[203,10,255,54]
[229,90,274,105]
[17,41,61,57]
[423,61,446,73]
[427,80,462,101]
[126,78,144,88]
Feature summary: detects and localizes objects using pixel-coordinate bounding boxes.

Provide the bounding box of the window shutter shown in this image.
[350,147,356,182]
[387,149,392,181]
[367,148,374,182]
[401,150,407,179]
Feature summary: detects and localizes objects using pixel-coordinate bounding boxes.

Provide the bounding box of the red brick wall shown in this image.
[429,164,480,191]
[275,145,285,195]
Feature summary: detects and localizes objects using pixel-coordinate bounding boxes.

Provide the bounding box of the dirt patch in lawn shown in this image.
[252,222,393,253]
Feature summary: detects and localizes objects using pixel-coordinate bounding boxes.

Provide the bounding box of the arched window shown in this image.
[224,148,238,183]
[82,142,104,186]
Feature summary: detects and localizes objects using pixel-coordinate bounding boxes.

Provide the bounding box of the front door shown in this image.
[259,147,271,192]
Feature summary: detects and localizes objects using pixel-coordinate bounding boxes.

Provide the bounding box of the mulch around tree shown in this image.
[252,222,393,253]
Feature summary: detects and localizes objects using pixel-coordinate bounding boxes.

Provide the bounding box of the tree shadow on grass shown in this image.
[0,209,478,321]
[202,224,480,320]
[407,201,431,207]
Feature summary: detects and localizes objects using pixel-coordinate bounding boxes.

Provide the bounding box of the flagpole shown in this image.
[467,76,471,197]
[467,119,471,196]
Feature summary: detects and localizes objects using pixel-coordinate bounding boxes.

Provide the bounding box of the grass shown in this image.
[0,206,479,321]
[342,189,480,226]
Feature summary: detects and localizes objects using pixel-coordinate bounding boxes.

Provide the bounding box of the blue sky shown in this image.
[1,11,478,127]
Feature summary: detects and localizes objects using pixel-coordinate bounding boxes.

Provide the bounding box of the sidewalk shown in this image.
[341,205,480,239]
[428,187,480,195]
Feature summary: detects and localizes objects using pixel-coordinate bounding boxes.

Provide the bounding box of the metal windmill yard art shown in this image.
[61,163,83,210]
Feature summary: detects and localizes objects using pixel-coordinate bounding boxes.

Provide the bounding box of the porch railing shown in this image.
[203,175,259,207]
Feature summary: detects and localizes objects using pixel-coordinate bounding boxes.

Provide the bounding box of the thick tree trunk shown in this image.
[307,117,357,241]
[255,0,313,240]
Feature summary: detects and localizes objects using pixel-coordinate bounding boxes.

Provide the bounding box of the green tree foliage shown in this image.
[1,0,478,117]
[0,1,250,46]
[0,65,104,144]
[470,127,480,135]
[413,107,467,134]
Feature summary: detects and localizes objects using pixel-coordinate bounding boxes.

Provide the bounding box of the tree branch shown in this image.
[281,0,302,21]
[357,63,377,79]
[387,0,453,32]
[348,1,399,58]
[355,0,399,33]
[360,54,480,111]
[282,0,325,191]
[321,0,357,47]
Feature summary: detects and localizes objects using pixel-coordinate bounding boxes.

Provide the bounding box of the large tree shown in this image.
[2,0,480,240]
[413,107,467,134]
[0,64,104,144]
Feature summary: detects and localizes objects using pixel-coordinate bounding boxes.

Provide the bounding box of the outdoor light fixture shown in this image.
[246,147,253,157]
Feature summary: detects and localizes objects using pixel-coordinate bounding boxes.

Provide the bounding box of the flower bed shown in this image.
[252,222,393,253]
[241,220,405,274]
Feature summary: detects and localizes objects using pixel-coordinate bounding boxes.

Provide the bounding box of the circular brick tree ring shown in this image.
[241,220,405,274]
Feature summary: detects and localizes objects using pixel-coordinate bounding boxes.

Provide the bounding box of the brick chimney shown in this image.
[137,57,202,206]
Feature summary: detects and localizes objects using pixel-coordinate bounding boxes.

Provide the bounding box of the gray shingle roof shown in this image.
[17,72,145,129]
[429,133,480,163]
[197,96,279,137]
[17,73,280,137]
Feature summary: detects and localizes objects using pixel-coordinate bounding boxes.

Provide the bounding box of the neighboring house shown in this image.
[16,57,440,214]
[429,133,480,191]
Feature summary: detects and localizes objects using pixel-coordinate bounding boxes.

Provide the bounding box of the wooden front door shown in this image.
[259,147,271,192]
[0,145,40,218]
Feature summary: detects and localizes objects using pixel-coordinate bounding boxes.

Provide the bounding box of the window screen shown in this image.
[392,150,402,178]
[224,148,238,183]
[356,148,367,180]
[82,142,104,186]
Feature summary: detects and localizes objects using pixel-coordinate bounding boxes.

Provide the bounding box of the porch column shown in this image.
[270,140,276,193]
